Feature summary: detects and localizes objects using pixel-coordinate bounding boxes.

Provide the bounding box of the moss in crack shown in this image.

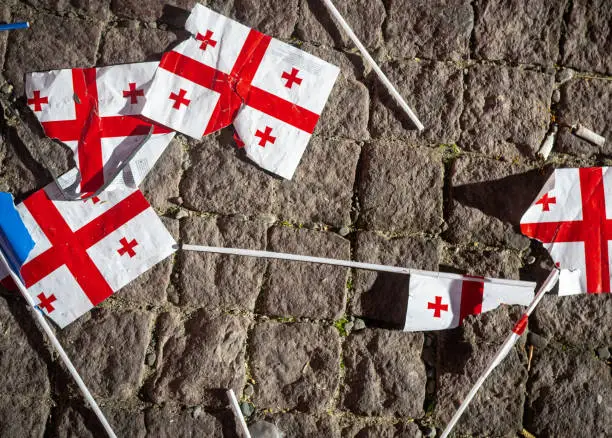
[334,316,350,337]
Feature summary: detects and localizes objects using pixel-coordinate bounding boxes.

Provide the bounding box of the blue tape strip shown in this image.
[0,192,35,274]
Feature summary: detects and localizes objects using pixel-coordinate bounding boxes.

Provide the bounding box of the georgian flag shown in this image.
[141,3,340,179]
[25,62,176,194]
[404,274,535,332]
[521,167,612,295]
[0,169,176,328]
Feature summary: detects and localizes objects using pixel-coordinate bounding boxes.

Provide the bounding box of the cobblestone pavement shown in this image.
[0,0,611,437]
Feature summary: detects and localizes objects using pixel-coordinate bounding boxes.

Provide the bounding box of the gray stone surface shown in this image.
[140,140,184,212]
[261,226,349,319]
[369,60,464,145]
[0,395,50,438]
[53,404,146,438]
[563,0,612,75]
[100,26,178,65]
[25,0,111,20]
[144,405,226,437]
[525,346,612,437]
[442,246,523,280]
[342,421,423,438]
[555,77,612,157]
[179,215,267,311]
[228,0,299,40]
[250,322,341,412]
[263,412,341,437]
[59,308,153,399]
[147,310,249,406]
[473,0,565,66]
[385,0,473,61]
[460,64,553,158]
[358,142,444,233]
[341,328,425,417]
[111,0,197,23]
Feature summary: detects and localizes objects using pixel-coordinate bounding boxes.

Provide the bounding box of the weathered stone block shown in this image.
[369,60,463,145]
[59,308,153,399]
[263,412,340,437]
[442,246,523,280]
[144,405,225,437]
[563,0,612,75]
[341,328,425,417]
[147,310,250,406]
[342,421,423,438]
[460,65,553,158]
[140,139,184,212]
[5,8,103,91]
[531,293,612,347]
[358,142,444,233]
[0,4,11,73]
[351,232,440,326]
[0,395,50,438]
[224,0,299,39]
[296,0,386,50]
[385,0,472,61]
[473,0,565,65]
[111,0,197,23]
[25,0,111,19]
[100,27,178,66]
[250,322,341,412]
[525,346,612,437]
[555,78,612,157]
[179,216,267,311]
[260,226,349,319]
[53,404,146,438]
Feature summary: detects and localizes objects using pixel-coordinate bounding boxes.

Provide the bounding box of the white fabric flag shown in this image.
[141,3,340,179]
[25,62,176,194]
[0,169,176,328]
[404,274,535,332]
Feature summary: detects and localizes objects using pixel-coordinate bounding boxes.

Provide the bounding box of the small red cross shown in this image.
[535,192,556,211]
[196,30,218,51]
[254,126,276,147]
[169,89,191,109]
[28,90,49,112]
[427,296,449,318]
[281,68,303,89]
[36,292,57,314]
[122,82,145,104]
[117,237,138,258]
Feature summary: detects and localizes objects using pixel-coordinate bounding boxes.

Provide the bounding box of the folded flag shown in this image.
[0,168,176,328]
[521,167,612,295]
[25,62,176,194]
[404,273,535,331]
[141,3,340,179]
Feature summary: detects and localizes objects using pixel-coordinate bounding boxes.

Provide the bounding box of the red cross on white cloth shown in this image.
[0,171,176,328]
[141,4,339,180]
[26,62,176,194]
[521,167,612,295]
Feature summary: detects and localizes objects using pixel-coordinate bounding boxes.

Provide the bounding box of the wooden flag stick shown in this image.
[439,268,560,438]
[320,0,424,131]
[0,250,117,438]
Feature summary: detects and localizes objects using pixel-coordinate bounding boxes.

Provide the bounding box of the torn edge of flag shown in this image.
[0,192,35,276]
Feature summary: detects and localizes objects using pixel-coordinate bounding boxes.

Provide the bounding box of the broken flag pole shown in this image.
[321,0,424,132]
[439,268,560,438]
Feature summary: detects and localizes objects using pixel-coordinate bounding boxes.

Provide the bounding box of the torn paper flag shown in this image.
[141,3,340,179]
[0,192,35,276]
[0,168,176,328]
[26,62,176,194]
[404,274,535,332]
[521,167,612,295]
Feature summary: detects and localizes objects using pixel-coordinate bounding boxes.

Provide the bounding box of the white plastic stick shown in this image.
[227,389,252,438]
[320,0,424,131]
[440,269,559,438]
[0,250,117,438]
[181,244,534,289]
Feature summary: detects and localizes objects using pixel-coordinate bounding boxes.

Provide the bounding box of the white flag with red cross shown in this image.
[25,62,176,194]
[521,167,612,295]
[0,169,176,328]
[141,3,340,179]
[404,274,535,331]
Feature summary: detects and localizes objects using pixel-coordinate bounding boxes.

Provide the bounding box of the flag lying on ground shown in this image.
[26,62,176,194]
[0,169,176,328]
[404,274,535,331]
[141,3,340,179]
[520,167,612,295]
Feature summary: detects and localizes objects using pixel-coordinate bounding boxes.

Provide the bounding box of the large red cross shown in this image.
[169,89,191,109]
[39,68,172,193]
[117,237,138,257]
[27,90,49,112]
[123,82,145,104]
[19,188,150,306]
[521,168,612,294]
[281,68,303,88]
[196,30,217,50]
[158,29,319,137]
[255,126,276,147]
[427,296,448,318]
[36,292,57,314]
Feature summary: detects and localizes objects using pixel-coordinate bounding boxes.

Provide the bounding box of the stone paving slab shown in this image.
[0,0,611,437]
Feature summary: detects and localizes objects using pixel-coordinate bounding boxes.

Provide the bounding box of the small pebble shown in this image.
[596,347,610,361]
[243,383,254,397]
[353,318,366,331]
[338,226,351,237]
[526,255,536,265]
[0,82,13,95]
[422,426,437,438]
[527,332,547,349]
[240,401,254,418]
[145,352,156,366]
[174,209,189,220]
[249,421,282,438]
[192,406,203,419]
[551,89,561,103]
[344,321,354,333]
[555,68,574,84]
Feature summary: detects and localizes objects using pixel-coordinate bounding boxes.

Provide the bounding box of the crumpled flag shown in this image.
[25,62,176,194]
[141,3,340,179]
[0,168,176,328]
[521,167,612,295]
